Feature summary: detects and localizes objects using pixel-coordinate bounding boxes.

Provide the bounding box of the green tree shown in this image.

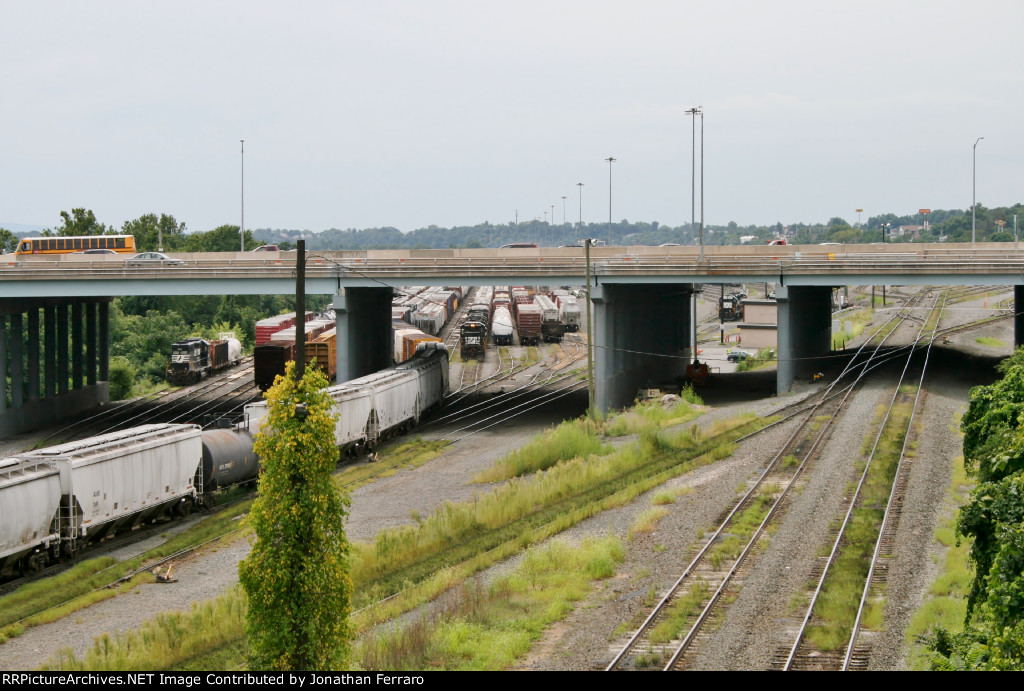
[0,228,19,253]
[121,213,187,252]
[51,208,108,236]
[184,224,255,252]
[107,356,137,400]
[238,361,352,670]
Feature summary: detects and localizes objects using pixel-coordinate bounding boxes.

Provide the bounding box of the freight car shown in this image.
[516,303,542,346]
[492,306,514,346]
[166,334,242,385]
[0,345,451,576]
[245,341,449,456]
[0,424,203,574]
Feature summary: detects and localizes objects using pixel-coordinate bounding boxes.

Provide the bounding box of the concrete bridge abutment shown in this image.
[332,287,394,384]
[592,282,692,413]
[776,285,833,394]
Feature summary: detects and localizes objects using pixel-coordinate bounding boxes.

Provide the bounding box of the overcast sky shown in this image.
[2,1,1021,234]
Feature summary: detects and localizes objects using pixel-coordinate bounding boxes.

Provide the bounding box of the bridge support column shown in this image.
[71,303,83,390]
[57,304,69,395]
[0,298,110,437]
[1015,286,1024,349]
[10,313,23,409]
[85,302,97,386]
[332,287,393,384]
[44,307,56,398]
[0,316,6,413]
[591,283,691,413]
[27,308,40,403]
[776,285,833,394]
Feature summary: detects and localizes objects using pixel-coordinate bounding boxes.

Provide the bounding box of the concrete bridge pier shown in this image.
[591,283,692,413]
[332,287,393,384]
[0,298,111,438]
[1015,286,1024,349]
[776,285,833,394]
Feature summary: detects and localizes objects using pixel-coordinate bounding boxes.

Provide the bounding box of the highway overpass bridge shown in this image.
[0,242,1020,434]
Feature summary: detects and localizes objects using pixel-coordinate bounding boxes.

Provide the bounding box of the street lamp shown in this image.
[577,182,584,244]
[240,139,245,252]
[973,136,984,244]
[686,107,702,254]
[605,156,616,246]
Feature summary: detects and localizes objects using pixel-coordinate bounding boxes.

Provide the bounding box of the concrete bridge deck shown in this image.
[0,243,1022,297]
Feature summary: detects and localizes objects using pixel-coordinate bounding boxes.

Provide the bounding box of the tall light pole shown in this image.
[561,195,567,225]
[973,136,984,244]
[686,107,702,251]
[699,109,705,262]
[605,156,616,246]
[577,182,584,245]
[240,139,245,252]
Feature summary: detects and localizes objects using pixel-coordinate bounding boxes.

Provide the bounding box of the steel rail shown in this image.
[782,292,941,670]
[841,294,944,670]
[605,293,924,671]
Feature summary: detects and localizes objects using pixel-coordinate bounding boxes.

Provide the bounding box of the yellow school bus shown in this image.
[15,235,137,255]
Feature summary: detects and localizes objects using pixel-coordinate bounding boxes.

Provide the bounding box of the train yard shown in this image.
[0,283,1014,671]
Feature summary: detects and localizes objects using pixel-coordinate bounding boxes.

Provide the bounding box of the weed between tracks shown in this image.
[472,418,610,482]
[42,408,769,670]
[805,397,915,651]
[905,451,975,670]
[356,537,624,671]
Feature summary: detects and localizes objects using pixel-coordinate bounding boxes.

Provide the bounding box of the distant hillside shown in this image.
[0,223,45,237]
[251,203,1024,250]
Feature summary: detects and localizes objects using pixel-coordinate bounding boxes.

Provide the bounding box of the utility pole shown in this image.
[585,238,595,418]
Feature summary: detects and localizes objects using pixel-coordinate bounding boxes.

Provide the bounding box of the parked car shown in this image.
[125,252,186,267]
[727,350,753,363]
[74,248,119,255]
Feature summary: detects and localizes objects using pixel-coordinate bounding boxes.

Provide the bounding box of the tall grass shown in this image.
[42,588,248,671]
[734,348,777,372]
[356,536,624,671]
[831,308,872,350]
[0,499,254,642]
[604,399,703,437]
[905,452,975,669]
[473,418,609,482]
[806,399,913,650]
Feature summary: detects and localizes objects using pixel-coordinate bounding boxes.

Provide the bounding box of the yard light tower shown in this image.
[973,136,984,244]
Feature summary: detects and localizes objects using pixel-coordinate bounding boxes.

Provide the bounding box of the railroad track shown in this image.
[605,290,931,671]
[777,292,943,671]
[33,357,257,445]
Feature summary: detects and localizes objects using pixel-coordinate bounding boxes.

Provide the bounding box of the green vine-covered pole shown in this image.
[239,360,351,670]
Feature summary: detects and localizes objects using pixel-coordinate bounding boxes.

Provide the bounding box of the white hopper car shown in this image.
[0,424,203,573]
[244,341,449,456]
[1,345,449,576]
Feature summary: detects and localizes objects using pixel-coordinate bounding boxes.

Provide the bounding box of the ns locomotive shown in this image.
[166,334,242,385]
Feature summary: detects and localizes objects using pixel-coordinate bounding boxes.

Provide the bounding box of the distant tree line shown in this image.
[248,203,1024,250]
